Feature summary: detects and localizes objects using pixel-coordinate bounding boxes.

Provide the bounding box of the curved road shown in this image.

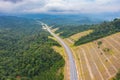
[42,23,78,80]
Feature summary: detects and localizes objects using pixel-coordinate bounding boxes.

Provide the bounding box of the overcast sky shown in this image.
[0,0,120,14]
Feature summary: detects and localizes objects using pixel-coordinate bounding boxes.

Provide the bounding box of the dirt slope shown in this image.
[64,31,120,80]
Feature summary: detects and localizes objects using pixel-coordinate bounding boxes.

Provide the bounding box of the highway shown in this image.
[42,23,78,80]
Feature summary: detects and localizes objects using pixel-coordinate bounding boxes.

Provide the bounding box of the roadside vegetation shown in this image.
[0,16,65,80]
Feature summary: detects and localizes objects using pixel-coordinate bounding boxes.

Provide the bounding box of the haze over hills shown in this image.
[0,0,120,80]
[1,11,119,27]
[3,12,120,25]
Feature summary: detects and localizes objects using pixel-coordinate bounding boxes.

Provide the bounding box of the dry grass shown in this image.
[53,46,65,59]
[63,30,93,46]
[69,29,93,42]
[51,28,59,32]
[64,31,120,80]
[51,28,120,80]
[48,36,57,41]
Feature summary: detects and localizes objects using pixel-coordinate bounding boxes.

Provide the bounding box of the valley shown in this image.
[0,0,120,80]
[0,16,120,80]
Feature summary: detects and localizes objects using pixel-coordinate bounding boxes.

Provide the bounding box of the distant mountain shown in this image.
[1,11,120,24]
[19,13,120,26]
[20,14,103,25]
[2,12,120,26]
[0,16,36,28]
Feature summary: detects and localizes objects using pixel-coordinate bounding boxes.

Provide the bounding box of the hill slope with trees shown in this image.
[75,18,120,45]
[54,24,91,38]
[0,16,64,80]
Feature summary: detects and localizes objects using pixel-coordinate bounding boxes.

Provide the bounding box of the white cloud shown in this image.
[0,0,120,14]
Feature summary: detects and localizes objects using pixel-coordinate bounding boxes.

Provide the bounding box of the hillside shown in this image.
[63,31,120,80]
[0,16,65,80]
[54,24,92,38]
[75,18,120,45]
[53,18,120,45]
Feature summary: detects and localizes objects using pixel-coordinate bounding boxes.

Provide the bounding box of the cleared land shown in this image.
[69,30,93,42]
[64,31,120,80]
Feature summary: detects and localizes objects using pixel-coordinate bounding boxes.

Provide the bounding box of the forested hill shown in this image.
[75,18,120,45]
[0,16,64,80]
[54,24,92,38]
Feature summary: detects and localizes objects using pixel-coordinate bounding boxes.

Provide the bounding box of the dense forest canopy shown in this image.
[0,16,64,80]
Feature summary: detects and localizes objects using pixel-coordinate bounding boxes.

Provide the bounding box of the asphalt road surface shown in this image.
[42,23,78,80]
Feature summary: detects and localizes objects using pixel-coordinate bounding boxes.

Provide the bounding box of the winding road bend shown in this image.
[42,23,78,80]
